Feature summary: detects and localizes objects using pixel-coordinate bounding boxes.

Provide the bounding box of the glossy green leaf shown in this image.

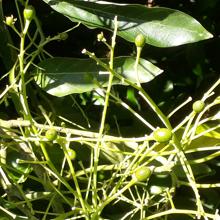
[34,56,163,96]
[173,163,212,179]
[42,0,213,47]
[187,135,220,150]
[196,123,220,139]
[100,142,124,164]
[6,150,33,183]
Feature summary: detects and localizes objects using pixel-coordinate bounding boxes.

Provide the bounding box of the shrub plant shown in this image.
[0,0,219,219]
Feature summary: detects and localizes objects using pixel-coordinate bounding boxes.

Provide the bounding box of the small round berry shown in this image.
[98,173,105,181]
[135,34,146,48]
[59,32,68,41]
[134,166,151,182]
[98,171,106,181]
[153,128,172,143]
[45,129,58,141]
[23,6,35,21]
[192,100,205,113]
[67,149,76,160]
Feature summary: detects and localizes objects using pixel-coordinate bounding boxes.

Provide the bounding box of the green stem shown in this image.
[202,77,220,101]
[33,16,45,43]
[138,89,171,127]
[81,48,206,217]
[60,139,89,218]
[39,142,90,216]
[0,118,150,142]
[108,140,151,197]
[91,16,118,208]
[179,180,220,188]
[105,84,155,130]
[144,208,214,220]
[18,20,32,121]
[97,180,136,215]
[135,47,142,87]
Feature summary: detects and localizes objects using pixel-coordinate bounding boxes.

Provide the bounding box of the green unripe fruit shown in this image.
[45,129,57,141]
[59,32,68,41]
[67,149,76,160]
[192,100,205,113]
[98,173,105,181]
[5,16,14,26]
[98,171,106,181]
[153,128,172,143]
[134,166,151,182]
[23,6,35,21]
[135,34,146,48]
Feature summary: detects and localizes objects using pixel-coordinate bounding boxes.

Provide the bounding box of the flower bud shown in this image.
[135,34,146,48]
[5,15,15,26]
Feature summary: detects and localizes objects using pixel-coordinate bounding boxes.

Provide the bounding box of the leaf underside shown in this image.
[34,56,163,97]
[42,0,213,47]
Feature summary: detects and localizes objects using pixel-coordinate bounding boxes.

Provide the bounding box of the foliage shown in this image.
[34,56,162,96]
[0,0,219,219]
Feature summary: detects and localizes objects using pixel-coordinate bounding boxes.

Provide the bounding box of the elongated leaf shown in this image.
[174,163,212,179]
[42,0,213,47]
[34,56,162,97]
[196,123,220,139]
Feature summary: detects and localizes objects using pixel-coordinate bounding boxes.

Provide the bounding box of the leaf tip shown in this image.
[202,31,213,40]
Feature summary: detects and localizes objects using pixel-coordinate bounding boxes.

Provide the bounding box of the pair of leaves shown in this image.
[35,0,213,96]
